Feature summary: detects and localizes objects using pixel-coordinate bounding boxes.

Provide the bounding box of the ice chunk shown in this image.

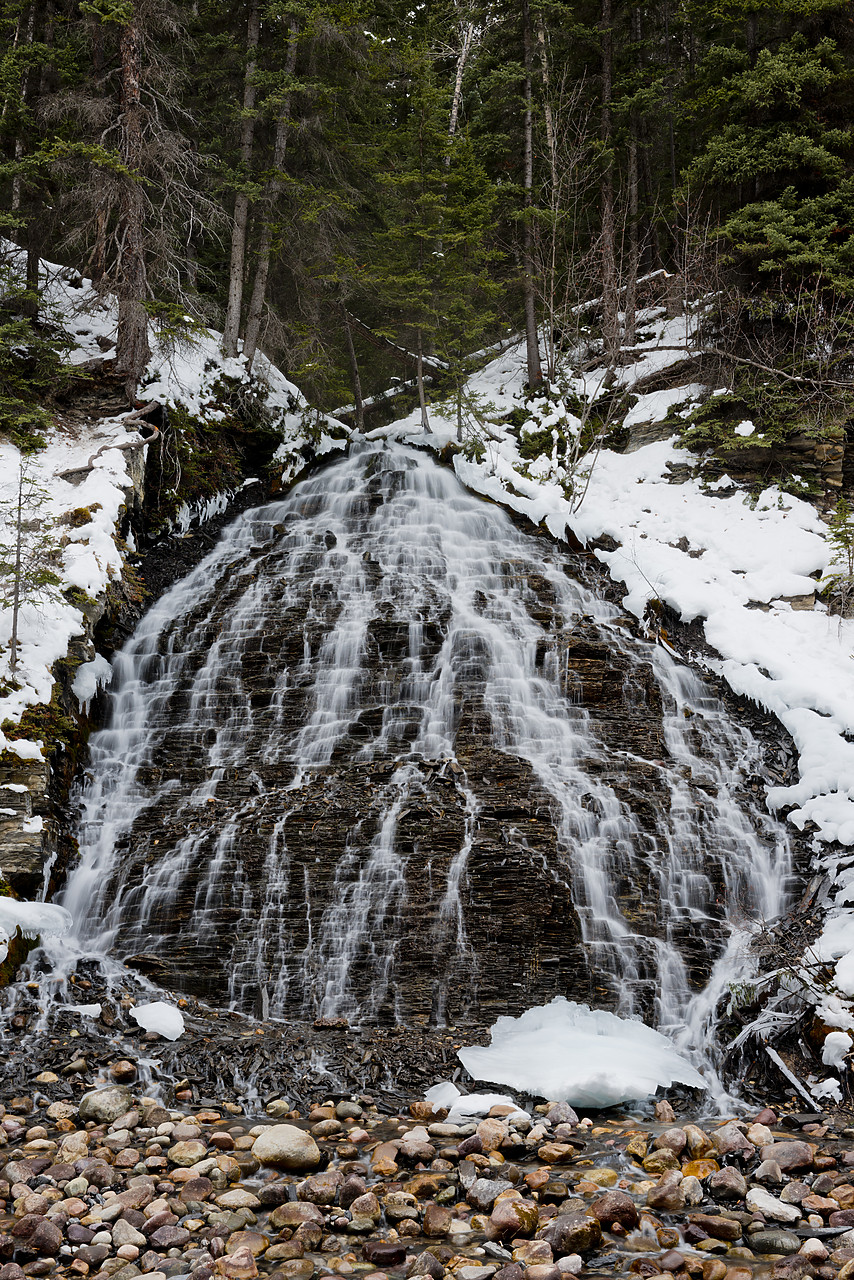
[0,898,72,965]
[129,1000,185,1040]
[424,1081,529,1123]
[69,1003,102,1018]
[457,997,706,1108]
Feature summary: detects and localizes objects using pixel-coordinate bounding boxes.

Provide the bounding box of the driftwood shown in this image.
[57,402,161,481]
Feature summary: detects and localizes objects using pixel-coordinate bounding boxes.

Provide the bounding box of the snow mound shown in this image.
[458,997,707,1108]
[424,1081,530,1123]
[129,1000,185,1040]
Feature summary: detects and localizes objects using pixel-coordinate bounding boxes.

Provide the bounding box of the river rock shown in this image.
[546,1104,578,1126]
[412,1251,444,1280]
[647,1172,685,1213]
[422,1204,452,1237]
[251,1126,321,1170]
[270,1203,324,1230]
[711,1124,754,1159]
[653,1128,687,1155]
[28,1220,62,1256]
[750,1230,801,1255]
[491,1197,539,1236]
[707,1167,746,1199]
[760,1142,814,1172]
[362,1242,406,1267]
[537,1213,603,1256]
[746,1188,801,1224]
[216,1247,258,1279]
[589,1190,639,1230]
[468,1179,513,1212]
[78,1087,134,1125]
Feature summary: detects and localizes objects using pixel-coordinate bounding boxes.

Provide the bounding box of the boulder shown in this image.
[251,1125,321,1171]
[78,1086,134,1125]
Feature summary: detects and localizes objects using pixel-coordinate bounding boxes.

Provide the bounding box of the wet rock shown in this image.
[298,1171,342,1204]
[754,1160,784,1184]
[339,1175,367,1210]
[493,1266,525,1280]
[410,1251,443,1280]
[78,1088,134,1125]
[468,1179,513,1212]
[688,1215,741,1242]
[269,1203,324,1230]
[458,1135,483,1158]
[362,1243,407,1268]
[490,1197,539,1236]
[760,1143,814,1172]
[422,1204,451,1237]
[711,1125,754,1159]
[589,1191,639,1231]
[251,1127,321,1172]
[647,1173,685,1213]
[215,1247,258,1279]
[537,1213,603,1256]
[653,1129,687,1155]
[707,1168,747,1200]
[28,1220,62,1256]
[746,1188,801,1224]
[750,1230,801,1255]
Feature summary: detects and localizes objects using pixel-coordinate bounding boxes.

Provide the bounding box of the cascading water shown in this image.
[40,442,790,1082]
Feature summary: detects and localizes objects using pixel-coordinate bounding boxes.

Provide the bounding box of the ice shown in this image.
[424,1081,529,1122]
[69,1003,102,1018]
[0,898,72,963]
[129,1000,185,1040]
[72,654,113,713]
[457,997,707,1107]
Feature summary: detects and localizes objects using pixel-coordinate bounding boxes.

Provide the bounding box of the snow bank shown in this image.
[129,1000,185,1040]
[458,997,706,1108]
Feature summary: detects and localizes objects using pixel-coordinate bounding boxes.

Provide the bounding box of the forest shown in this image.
[1,0,853,432]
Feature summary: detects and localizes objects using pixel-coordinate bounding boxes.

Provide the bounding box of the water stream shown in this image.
[18,442,792,1093]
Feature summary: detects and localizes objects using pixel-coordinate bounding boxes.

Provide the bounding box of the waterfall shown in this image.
[52,441,790,1066]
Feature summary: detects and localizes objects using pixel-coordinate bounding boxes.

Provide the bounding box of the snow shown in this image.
[22,816,43,834]
[457,997,706,1108]
[0,246,349,763]
[69,1003,102,1018]
[129,1000,185,1040]
[821,1030,851,1069]
[734,419,756,437]
[424,1081,530,1123]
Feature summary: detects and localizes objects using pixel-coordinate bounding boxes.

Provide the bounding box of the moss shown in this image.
[67,504,102,528]
[3,683,77,750]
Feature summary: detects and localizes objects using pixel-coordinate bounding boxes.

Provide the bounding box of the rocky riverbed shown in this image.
[3,1066,854,1280]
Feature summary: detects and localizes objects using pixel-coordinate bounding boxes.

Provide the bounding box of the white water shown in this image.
[28,442,790,1090]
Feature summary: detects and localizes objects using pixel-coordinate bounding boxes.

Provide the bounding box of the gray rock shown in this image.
[79,1086,134,1125]
[467,1178,513,1212]
[750,1230,801,1255]
[251,1125,321,1171]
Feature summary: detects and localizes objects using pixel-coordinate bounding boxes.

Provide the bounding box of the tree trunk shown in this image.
[242,18,299,369]
[114,10,151,400]
[416,329,430,432]
[521,0,542,390]
[341,305,364,431]
[536,15,558,380]
[623,10,641,347]
[447,20,474,149]
[600,0,617,358]
[221,0,261,358]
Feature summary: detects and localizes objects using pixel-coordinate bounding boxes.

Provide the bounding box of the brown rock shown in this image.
[537,1213,603,1256]
[759,1142,814,1172]
[688,1215,741,1242]
[589,1191,639,1231]
[216,1248,258,1279]
[537,1144,576,1165]
[491,1198,539,1237]
[269,1203,324,1230]
[422,1204,452,1237]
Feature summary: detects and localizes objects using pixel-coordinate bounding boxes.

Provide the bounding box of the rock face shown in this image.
[251,1124,322,1170]
[66,446,790,1027]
